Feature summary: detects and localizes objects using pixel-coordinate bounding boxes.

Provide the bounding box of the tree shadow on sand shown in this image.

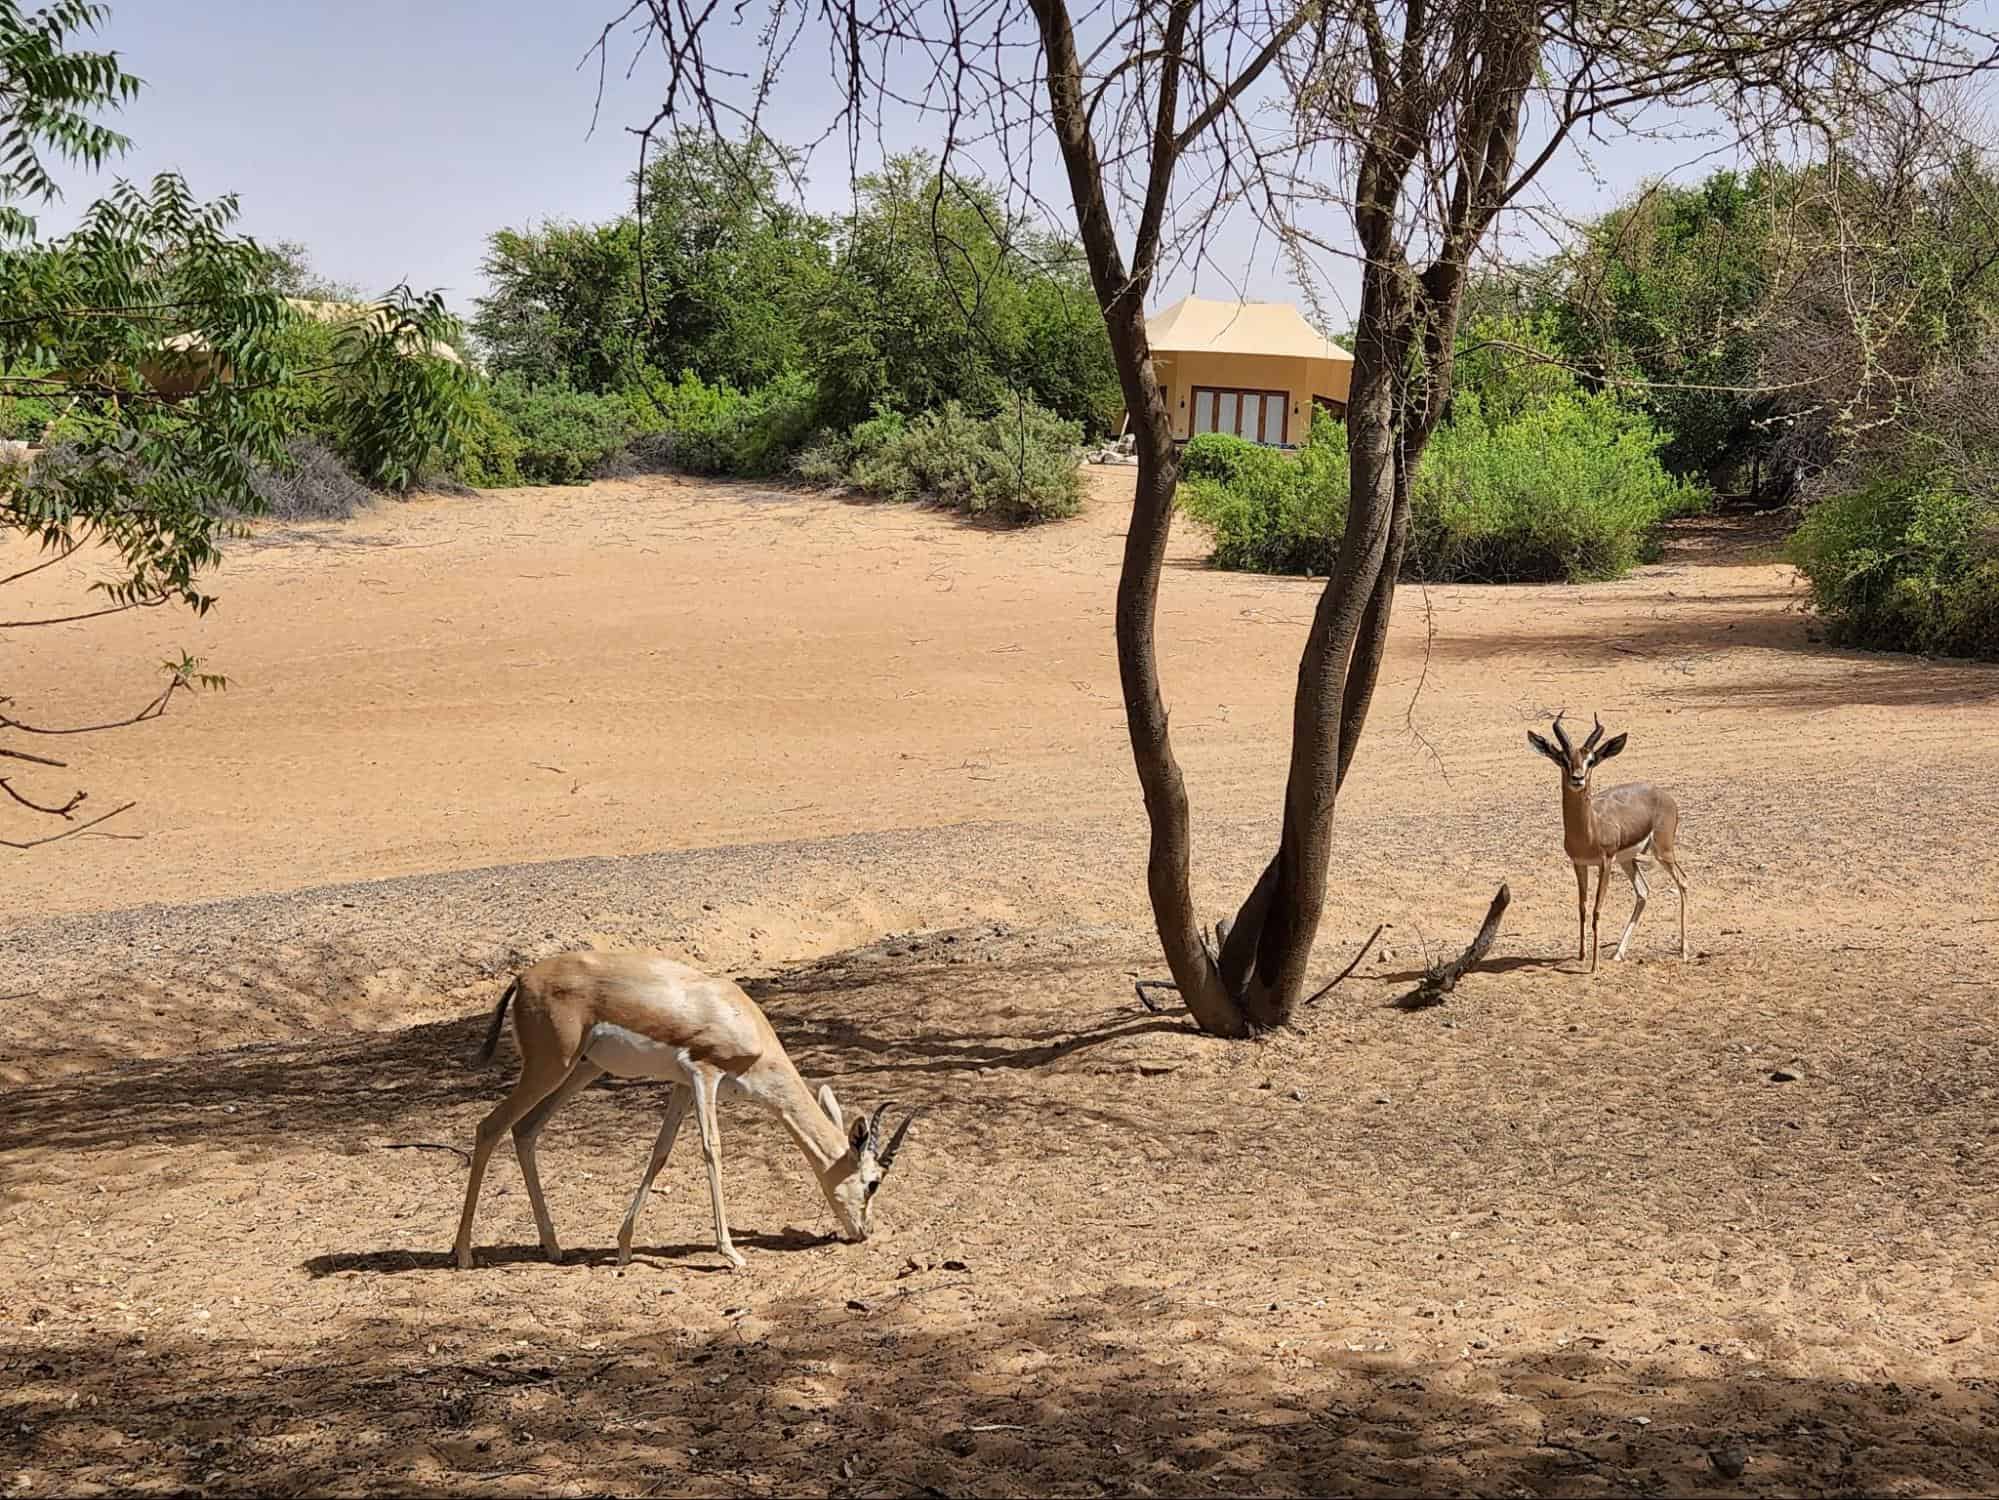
[3,1287,1994,1496]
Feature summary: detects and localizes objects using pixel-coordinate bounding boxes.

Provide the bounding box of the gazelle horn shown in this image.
[880,1108,923,1171]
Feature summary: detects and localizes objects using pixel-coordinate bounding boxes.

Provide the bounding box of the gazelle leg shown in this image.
[513,1057,605,1263]
[617,1083,694,1266]
[1612,856,1649,961]
[1573,863,1589,962]
[1589,858,1610,973]
[1659,855,1689,958]
[688,1068,745,1270]
[453,1058,568,1270]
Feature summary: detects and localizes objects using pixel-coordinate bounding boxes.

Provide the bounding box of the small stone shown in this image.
[1708,1443,1749,1479]
[1289,1088,1306,1102]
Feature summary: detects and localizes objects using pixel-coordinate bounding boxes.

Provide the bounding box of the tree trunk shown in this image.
[1025,0,1252,1037]
[1027,0,1416,1038]
[1215,262,1415,1030]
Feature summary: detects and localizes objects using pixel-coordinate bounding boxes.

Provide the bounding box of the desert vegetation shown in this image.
[4,0,1998,1494]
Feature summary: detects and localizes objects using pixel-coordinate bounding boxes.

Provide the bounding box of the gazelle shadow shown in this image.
[303,1226,831,1278]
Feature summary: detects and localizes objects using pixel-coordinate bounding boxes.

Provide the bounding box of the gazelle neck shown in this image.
[1560,779,1599,846]
[755,1056,852,1181]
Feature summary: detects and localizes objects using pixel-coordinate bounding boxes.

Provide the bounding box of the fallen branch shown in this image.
[1393,884,1510,1011]
[1302,923,1388,1005]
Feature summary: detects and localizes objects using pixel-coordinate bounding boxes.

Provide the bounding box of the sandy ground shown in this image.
[2,470,1997,1496]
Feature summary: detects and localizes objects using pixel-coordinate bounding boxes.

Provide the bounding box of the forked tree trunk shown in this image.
[1029,0,1421,1038]
[1217,261,1416,1030]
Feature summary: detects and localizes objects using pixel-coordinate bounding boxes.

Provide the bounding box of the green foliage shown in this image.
[483,376,632,485]
[473,137,830,396]
[626,368,818,477]
[0,0,138,239]
[321,289,476,490]
[472,143,1121,442]
[474,219,642,392]
[1179,417,1350,573]
[456,384,523,487]
[3,175,297,611]
[807,154,1118,433]
[1550,170,1778,482]
[1789,469,1999,660]
[636,136,830,391]
[1413,392,1705,582]
[0,388,56,439]
[798,396,1083,522]
[1180,394,1701,584]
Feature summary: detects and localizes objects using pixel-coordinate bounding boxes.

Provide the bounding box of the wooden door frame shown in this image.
[1191,385,1290,445]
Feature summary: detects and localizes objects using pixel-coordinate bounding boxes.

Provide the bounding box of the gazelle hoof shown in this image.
[721,1249,748,1271]
[454,1247,474,1270]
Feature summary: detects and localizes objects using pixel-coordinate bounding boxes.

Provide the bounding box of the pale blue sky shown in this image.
[49,2,1788,330]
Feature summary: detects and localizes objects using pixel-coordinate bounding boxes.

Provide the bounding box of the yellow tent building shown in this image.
[136,297,463,400]
[1145,295,1353,447]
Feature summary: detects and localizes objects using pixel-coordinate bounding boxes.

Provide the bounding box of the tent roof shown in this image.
[1146,296,1351,361]
[148,299,463,366]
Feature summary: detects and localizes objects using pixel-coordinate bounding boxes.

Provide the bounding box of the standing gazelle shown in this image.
[1527,711,1689,971]
[452,950,917,1270]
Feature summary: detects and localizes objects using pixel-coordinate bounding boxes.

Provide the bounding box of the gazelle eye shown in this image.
[864,1179,880,1197]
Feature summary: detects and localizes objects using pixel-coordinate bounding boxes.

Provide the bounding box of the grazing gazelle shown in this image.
[452,950,917,1271]
[1527,710,1689,971]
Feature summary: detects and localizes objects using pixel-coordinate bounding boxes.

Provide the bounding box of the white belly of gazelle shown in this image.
[581,1023,697,1083]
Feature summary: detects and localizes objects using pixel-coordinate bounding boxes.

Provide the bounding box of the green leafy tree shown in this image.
[1553,169,1780,487]
[0,0,134,238]
[635,134,829,391]
[1,0,467,847]
[808,154,1118,431]
[473,135,830,396]
[473,218,641,391]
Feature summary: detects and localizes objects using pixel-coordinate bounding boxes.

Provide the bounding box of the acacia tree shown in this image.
[600,0,1991,1036]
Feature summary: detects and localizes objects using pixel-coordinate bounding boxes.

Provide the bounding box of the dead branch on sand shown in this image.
[1394,884,1510,1011]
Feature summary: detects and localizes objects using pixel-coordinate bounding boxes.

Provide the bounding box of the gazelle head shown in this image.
[815,1086,919,1242]
[1527,709,1628,792]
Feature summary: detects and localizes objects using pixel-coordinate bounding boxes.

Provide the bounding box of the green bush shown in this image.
[457,385,525,487]
[0,390,58,442]
[484,376,632,484]
[797,397,1083,522]
[621,369,819,477]
[1179,396,1702,583]
[1180,418,1349,572]
[1412,393,1705,582]
[1789,470,1999,660]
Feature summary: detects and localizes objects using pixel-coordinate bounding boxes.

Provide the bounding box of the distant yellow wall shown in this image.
[1153,352,1353,442]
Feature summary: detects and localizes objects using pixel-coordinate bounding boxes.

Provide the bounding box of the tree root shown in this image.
[1393,883,1510,1011]
[1133,922,1389,1016]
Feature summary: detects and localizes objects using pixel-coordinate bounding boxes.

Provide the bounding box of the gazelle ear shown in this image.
[1592,732,1629,763]
[847,1115,871,1154]
[1527,732,1563,764]
[817,1085,843,1128]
